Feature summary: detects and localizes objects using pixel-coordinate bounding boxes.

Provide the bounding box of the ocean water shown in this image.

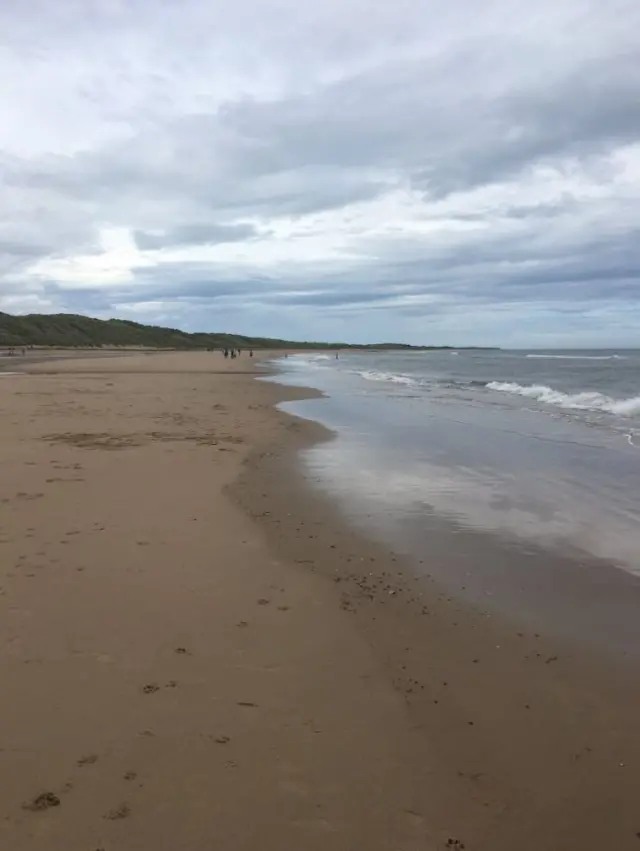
[300,349,640,437]
[270,349,640,580]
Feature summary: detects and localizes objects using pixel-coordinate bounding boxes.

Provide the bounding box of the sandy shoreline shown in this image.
[1,351,638,850]
[233,378,640,850]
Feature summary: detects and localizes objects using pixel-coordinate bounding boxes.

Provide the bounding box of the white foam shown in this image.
[287,353,332,367]
[487,381,640,416]
[526,354,623,360]
[358,370,417,386]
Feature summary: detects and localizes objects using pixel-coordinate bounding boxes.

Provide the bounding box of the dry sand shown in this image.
[0,351,638,850]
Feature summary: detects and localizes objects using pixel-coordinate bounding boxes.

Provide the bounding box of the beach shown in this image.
[1,351,639,850]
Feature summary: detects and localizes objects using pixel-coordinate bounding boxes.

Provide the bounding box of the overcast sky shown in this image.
[1,0,639,346]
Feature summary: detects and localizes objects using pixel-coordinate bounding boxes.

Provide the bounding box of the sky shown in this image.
[1,0,639,347]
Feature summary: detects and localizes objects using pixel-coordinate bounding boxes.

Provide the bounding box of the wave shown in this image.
[525,354,623,360]
[487,382,640,416]
[357,369,418,386]
[287,353,333,367]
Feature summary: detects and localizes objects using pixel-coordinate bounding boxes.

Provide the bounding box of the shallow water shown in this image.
[271,351,640,573]
[266,351,640,656]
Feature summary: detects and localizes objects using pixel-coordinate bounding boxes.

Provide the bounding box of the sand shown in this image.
[1,351,638,850]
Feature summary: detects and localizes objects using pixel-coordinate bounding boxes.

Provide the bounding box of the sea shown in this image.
[267,349,640,654]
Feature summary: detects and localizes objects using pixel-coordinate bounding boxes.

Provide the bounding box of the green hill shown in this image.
[0,311,492,351]
[0,312,334,350]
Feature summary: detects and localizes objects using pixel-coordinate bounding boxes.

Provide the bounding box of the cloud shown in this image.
[133,222,258,250]
[0,0,639,345]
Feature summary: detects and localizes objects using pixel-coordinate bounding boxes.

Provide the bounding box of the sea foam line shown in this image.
[487,381,640,416]
[525,354,623,360]
[357,370,418,386]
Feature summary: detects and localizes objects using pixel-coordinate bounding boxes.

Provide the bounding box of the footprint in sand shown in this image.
[23,792,61,811]
[104,803,131,820]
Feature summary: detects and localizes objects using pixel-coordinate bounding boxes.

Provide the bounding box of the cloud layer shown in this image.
[1,0,639,345]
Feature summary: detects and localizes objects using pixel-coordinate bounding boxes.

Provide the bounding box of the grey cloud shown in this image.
[0,240,51,258]
[133,222,258,250]
[201,45,640,199]
[68,224,640,318]
[6,34,636,224]
[1,0,639,344]
[39,284,114,315]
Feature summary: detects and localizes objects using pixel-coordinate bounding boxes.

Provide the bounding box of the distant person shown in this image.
[223,349,229,358]
[249,350,253,358]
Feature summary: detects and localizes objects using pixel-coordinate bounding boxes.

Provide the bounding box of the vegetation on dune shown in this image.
[0,311,485,351]
[0,312,327,349]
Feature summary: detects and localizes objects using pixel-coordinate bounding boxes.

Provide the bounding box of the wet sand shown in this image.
[236,439,640,848]
[1,351,638,850]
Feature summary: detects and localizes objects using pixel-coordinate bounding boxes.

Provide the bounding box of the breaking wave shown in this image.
[487,382,640,416]
[358,370,418,386]
[525,354,623,360]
